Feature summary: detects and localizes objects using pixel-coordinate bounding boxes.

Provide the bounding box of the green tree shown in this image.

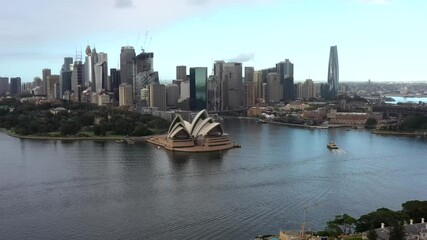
[132,123,152,136]
[60,119,81,136]
[326,214,356,235]
[389,222,405,240]
[355,208,408,233]
[367,229,378,240]
[365,118,378,129]
[401,200,427,223]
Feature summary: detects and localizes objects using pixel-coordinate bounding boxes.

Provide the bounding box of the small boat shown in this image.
[327,142,339,149]
[115,139,124,143]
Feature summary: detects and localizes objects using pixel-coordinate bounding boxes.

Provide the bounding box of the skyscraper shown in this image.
[119,83,133,106]
[71,61,84,102]
[328,45,339,98]
[266,73,282,103]
[110,68,121,102]
[213,60,225,111]
[120,46,136,86]
[0,77,9,96]
[244,66,254,82]
[223,62,243,110]
[149,84,166,111]
[189,67,208,111]
[10,77,21,95]
[47,75,59,99]
[84,45,98,90]
[42,68,51,95]
[134,51,156,101]
[176,65,187,81]
[97,52,109,91]
[276,59,294,102]
[60,57,73,98]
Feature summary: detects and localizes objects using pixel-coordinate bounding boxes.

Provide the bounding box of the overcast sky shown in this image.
[1,0,426,82]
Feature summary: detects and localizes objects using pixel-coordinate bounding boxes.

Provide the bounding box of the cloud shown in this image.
[115,0,133,8]
[228,52,255,63]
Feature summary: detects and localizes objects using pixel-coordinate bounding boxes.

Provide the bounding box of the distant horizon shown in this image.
[1,0,426,82]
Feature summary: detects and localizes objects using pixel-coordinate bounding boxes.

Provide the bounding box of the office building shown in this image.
[223,62,242,109]
[119,83,133,106]
[120,46,136,85]
[276,59,294,102]
[266,73,282,103]
[95,52,108,92]
[134,51,156,101]
[212,61,225,111]
[149,84,166,111]
[166,84,179,108]
[302,79,315,100]
[179,80,190,103]
[94,60,108,93]
[84,45,98,90]
[0,77,9,96]
[42,68,51,95]
[71,61,84,102]
[10,77,21,95]
[244,66,254,82]
[110,68,121,102]
[60,57,73,98]
[176,65,187,81]
[47,75,59,99]
[189,67,208,111]
[243,82,255,107]
[253,70,263,101]
[328,45,339,98]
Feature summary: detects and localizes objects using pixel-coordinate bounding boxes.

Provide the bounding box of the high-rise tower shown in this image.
[134,51,155,101]
[120,46,136,86]
[276,59,294,102]
[189,67,208,111]
[327,45,339,98]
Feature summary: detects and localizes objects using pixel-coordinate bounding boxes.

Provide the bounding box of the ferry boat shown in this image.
[327,142,338,149]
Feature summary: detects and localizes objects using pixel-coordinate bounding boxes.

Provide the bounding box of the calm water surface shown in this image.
[1,119,427,239]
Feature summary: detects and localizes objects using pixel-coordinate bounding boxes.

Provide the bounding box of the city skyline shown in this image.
[1,0,426,82]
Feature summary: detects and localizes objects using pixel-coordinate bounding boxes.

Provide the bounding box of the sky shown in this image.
[1,0,426,83]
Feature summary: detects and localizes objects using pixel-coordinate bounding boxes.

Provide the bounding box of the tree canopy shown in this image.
[0,100,169,137]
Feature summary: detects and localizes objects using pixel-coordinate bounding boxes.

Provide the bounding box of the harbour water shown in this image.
[1,119,427,239]
[386,96,427,104]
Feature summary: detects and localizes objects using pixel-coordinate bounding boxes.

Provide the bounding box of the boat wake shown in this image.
[331,149,346,154]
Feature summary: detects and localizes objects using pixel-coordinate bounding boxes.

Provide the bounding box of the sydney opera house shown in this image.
[147,110,238,152]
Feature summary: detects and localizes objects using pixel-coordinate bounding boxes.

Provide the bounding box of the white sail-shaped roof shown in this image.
[167,110,224,139]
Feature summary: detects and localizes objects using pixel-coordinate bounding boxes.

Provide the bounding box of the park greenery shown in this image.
[315,200,427,238]
[378,114,427,132]
[0,98,170,138]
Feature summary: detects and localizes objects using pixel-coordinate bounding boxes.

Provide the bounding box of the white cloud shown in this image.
[228,52,255,63]
[115,0,134,8]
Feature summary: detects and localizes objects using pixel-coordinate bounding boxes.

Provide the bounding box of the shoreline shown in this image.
[0,128,159,141]
[372,130,427,136]
[223,116,352,129]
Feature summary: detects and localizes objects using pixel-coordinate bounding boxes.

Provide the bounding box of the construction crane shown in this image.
[142,31,149,52]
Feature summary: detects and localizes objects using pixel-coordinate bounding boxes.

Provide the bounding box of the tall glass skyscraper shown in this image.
[276,59,294,102]
[327,45,339,97]
[189,67,208,111]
